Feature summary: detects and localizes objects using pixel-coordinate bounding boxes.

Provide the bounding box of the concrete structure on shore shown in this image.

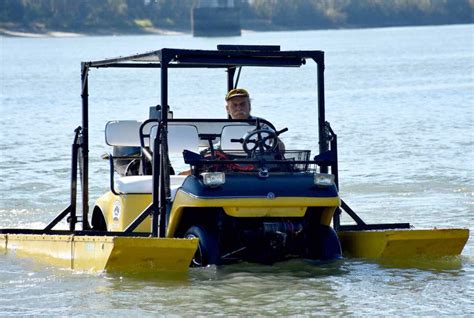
[192,0,241,37]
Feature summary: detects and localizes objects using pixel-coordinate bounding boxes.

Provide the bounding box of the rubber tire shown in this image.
[91,209,107,231]
[185,225,220,267]
[308,225,342,260]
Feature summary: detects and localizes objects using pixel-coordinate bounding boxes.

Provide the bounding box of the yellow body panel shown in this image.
[1,234,198,273]
[224,206,307,217]
[338,228,469,258]
[166,190,340,237]
[95,191,152,232]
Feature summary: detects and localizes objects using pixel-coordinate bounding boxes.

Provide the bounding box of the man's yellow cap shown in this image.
[225,88,249,101]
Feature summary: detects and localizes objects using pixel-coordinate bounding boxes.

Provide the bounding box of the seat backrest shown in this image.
[105,120,142,147]
[150,124,200,154]
[220,125,255,151]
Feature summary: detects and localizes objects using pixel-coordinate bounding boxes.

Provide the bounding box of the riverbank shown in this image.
[2,0,472,39]
[1,21,472,38]
[0,28,186,37]
[0,23,188,37]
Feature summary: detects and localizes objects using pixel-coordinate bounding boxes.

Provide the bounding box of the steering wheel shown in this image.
[242,129,278,156]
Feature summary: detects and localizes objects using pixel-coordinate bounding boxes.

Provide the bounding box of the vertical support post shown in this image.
[331,133,340,231]
[80,63,90,230]
[227,67,236,92]
[226,67,236,119]
[151,51,171,238]
[159,56,170,238]
[69,140,79,231]
[316,56,328,174]
[151,129,160,237]
[331,133,339,189]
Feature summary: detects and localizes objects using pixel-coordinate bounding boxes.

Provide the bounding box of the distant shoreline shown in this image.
[0,25,188,38]
[2,0,471,39]
[0,22,471,38]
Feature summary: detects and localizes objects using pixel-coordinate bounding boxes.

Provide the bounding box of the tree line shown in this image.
[247,0,474,29]
[1,0,472,33]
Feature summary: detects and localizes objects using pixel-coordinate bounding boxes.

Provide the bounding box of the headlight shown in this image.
[314,173,335,187]
[201,172,225,187]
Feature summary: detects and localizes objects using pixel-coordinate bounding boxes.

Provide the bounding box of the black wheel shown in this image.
[91,208,107,231]
[307,225,342,260]
[185,225,220,267]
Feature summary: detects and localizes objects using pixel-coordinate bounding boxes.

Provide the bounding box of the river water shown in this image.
[1,24,473,316]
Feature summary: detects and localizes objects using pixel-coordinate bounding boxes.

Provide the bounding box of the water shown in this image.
[1,24,473,316]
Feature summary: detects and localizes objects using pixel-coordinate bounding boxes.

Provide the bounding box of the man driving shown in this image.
[225,88,253,120]
[178,88,284,175]
[225,88,285,151]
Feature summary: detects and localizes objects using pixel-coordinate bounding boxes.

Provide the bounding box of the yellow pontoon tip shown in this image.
[1,234,198,273]
[338,228,469,259]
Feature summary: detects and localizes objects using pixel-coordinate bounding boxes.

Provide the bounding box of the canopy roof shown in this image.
[84,45,324,69]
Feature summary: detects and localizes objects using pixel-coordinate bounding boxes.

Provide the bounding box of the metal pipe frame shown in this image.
[316,57,328,174]
[87,48,323,69]
[156,50,172,237]
[80,63,90,230]
[76,47,414,236]
[227,67,236,92]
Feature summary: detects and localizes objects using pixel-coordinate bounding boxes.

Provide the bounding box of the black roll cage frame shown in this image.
[80,45,333,237]
[1,45,410,237]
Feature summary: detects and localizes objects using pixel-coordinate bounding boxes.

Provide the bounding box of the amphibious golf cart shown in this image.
[1,45,468,272]
[91,45,343,266]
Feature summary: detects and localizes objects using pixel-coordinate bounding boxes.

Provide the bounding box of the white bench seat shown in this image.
[115,175,188,200]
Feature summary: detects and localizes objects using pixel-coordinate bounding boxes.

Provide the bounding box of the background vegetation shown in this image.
[1,0,473,34]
